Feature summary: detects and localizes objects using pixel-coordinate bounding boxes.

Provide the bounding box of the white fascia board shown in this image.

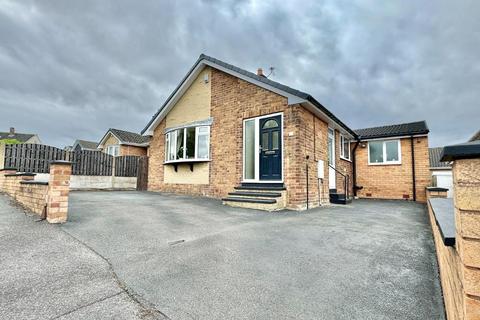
[301,101,356,139]
[143,59,307,135]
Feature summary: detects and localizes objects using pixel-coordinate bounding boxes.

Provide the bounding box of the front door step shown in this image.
[223,184,287,211]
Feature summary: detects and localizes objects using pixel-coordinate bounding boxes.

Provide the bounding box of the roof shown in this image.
[102,128,150,146]
[142,54,357,138]
[441,140,480,161]
[74,139,98,150]
[469,130,480,142]
[0,131,36,143]
[429,147,451,169]
[354,120,429,140]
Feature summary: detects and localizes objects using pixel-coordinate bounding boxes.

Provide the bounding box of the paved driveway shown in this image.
[62,191,445,320]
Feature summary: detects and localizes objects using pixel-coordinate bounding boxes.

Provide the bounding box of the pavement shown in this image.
[0,190,445,319]
[0,193,166,320]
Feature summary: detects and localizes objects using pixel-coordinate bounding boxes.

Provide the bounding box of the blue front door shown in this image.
[259,115,282,180]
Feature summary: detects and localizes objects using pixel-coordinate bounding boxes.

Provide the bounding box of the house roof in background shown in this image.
[74,139,98,150]
[469,130,480,142]
[441,140,480,161]
[106,128,150,146]
[142,54,357,138]
[354,120,429,140]
[429,147,451,169]
[0,131,36,143]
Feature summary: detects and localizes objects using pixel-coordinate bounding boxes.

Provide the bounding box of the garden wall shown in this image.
[0,161,72,223]
[428,155,480,319]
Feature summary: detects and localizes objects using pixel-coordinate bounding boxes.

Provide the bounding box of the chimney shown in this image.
[257,68,264,77]
[9,127,15,135]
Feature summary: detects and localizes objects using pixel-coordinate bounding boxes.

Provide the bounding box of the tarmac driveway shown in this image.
[61,191,445,320]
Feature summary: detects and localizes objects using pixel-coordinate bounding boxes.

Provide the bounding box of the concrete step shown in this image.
[228,191,282,198]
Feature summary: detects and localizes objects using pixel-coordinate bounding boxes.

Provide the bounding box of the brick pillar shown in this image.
[453,158,480,319]
[0,168,17,190]
[47,161,72,224]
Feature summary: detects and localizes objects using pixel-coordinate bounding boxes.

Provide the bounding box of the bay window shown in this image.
[340,135,351,160]
[368,139,401,164]
[165,126,210,162]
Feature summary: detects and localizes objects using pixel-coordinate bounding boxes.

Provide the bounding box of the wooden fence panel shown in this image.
[4,144,66,173]
[71,150,113,176]
[115,156,140,177]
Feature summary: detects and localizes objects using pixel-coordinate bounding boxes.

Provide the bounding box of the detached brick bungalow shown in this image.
[98,128,149,157]
[141,54,430,210]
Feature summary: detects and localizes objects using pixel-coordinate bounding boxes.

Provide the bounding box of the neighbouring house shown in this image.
[72,139,98,152]
[97,128,149,157]
[354,121,431,202]
[429,147,453,197]
[0,127,41,144]
[141,54,430,210]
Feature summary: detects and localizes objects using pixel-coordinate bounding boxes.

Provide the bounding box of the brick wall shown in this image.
[355,136,430,202]
[120,145,147,156]
[1,171,47,216]
[0,161,72,223]
[427,157,480,319]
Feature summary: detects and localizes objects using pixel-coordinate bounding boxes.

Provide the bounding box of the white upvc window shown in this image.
[165,126,210,162]
[368,139,401,165]
[106,145,119,157]
[340,135,351,161]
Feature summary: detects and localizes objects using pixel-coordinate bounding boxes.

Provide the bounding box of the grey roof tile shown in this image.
[76,140,98,150]
[110,128,150,145]
[142,54,356,137]
[354,120,429,140]
[429,147,451,169]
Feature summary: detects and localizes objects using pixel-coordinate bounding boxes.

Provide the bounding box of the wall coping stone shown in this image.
[441,140,480,161]
[0,167,16,171]
[20,180,49,185]
[428,198,455,246]
[4,172,36,177]
[49,160,73,165]
[426,186,449,192]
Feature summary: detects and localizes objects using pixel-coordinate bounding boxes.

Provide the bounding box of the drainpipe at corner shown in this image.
[410,136,416,202]
[352,139,360,197]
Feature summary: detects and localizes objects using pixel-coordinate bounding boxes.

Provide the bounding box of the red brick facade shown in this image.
[355,136,430,202]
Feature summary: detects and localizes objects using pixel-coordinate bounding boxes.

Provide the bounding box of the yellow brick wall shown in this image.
[355,136,430,202]
[102,134,120,151]
[165,68,211,128]
[119,145,147,156]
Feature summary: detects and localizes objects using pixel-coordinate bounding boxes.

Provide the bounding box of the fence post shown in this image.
[0,143,5,170]
[47,160,72,223]
[111,156,116,189]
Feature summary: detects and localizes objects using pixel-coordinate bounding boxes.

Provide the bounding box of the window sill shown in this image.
[340,156,352,163]
[164,159,210,172]
[368,162,401,166]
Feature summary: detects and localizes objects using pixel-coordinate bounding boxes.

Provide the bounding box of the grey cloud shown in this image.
[0,0,478,147]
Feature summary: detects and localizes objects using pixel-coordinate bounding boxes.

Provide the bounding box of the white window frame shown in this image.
[367,139,401,165]
[106,145,119,157]
[242,112,284,183]
[164,125,210,163]
[340,134,351,161]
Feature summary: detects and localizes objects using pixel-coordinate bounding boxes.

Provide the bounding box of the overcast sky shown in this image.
[0,0,478,147]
